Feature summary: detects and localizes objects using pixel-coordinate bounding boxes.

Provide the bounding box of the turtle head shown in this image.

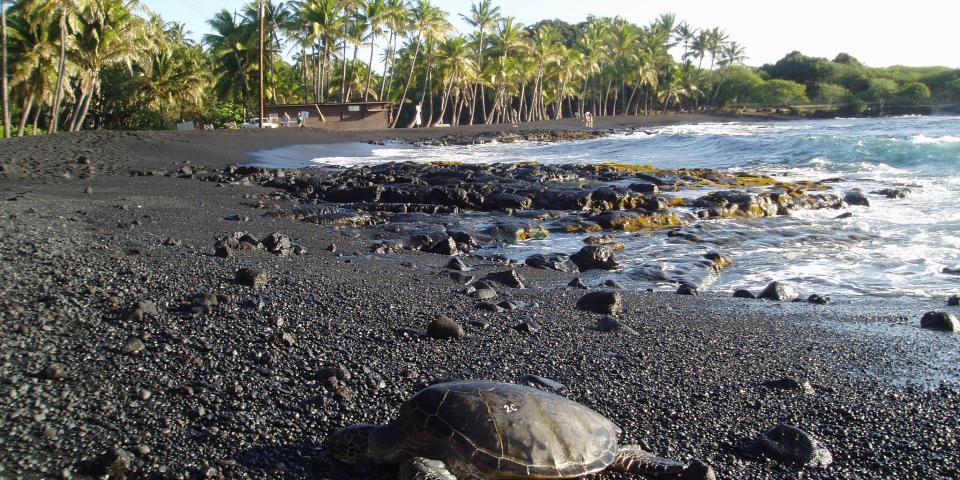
[327,424,378,466]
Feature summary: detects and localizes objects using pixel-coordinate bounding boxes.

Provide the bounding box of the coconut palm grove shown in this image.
[2,0,959,134]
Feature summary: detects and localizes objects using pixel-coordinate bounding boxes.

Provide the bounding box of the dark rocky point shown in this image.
[676,284,698,295]
[567,277,588,289]
[732,289,756,299]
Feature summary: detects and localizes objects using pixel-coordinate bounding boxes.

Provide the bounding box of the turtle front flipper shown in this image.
[398,457,457,480]
[609,445,688,477]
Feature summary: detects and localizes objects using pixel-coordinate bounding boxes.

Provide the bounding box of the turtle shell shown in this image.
[396,380,619,478]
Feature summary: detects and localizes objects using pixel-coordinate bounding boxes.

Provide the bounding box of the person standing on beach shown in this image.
[283,112,290,127]
[296,112,303,128]
[413,104,423,128]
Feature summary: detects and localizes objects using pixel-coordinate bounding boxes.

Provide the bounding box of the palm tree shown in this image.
[68,0,145,131]
[460,0,498,124]
[708,40,746,106]
[377,0,408,102]
[40,0,85,133]
[2,0,10,138]
[389,0,444,128]
[204,9,254,114]
[8,0,60,135]
[360,0,385,101]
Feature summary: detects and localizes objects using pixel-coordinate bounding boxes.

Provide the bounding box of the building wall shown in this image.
[264,103,390,131]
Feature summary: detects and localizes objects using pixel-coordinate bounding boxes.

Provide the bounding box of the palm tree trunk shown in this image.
[364,33,377,101]
[694,55,704,109]
[390,35,421,128]
[17,93,33,137]
[74,85,95,131]
[379,30,395,101]
[1,0,9,139]
[31,104,40,134]
[50,13,68,134]
[66,85,87,132]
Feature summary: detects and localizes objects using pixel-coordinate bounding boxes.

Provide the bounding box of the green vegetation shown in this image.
[0,0,957,136]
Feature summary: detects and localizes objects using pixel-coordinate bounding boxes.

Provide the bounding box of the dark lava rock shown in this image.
[215,244,235,259]
[943,268,960,275]
[732,289,756,299]
[844,189,870,207]
[628,182,660,195]
[426,315,465,340]
[82,448,132,478]
[576,290,622,315]
[469,286,497,300]
[676,284,698,295]
[428,237,460,256]
[446,257,469,271]
[497,300,524,311]
[83,186,93,194]
[570,245,619,271]
[834,212,854,219]
[261,232,292,255]
[162,237,183,247]
[601,279,625,289]
[753,423,833,467]
[807,294,831,305]
[121,337,145,355]
[568,278,588,289]
[762,377,815,395]
[681,459,717,480]
[873,187,911,199]
[920,311,959,332]
[41,364,66,381]
[948,295,959,306]
[235,268,267,288]
[476,302,504,313]
[449,272,474,284]
[596,315,636,335]
[224,214,250,222]
[484,270,525,289]
[525,253,571,272]
[511,321,541,334]
[518,374,565,392]
[758,281,799,301]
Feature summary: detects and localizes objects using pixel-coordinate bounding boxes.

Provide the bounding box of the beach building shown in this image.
[263,102,390,130]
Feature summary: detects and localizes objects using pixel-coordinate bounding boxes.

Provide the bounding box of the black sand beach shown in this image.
[1,115,959,479]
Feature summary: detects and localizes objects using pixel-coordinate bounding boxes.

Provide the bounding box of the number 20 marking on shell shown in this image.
[503,403,518,413]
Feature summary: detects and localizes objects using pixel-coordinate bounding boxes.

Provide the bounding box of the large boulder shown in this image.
[758,281,799,301]
[920,311,959,332]
[525,253,572,272]
[753,423,833,468]
[570,245,619,271]
[576,290,622,315]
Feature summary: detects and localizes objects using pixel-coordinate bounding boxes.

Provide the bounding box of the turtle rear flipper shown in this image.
[609,445,688,476]
[399,457,457,480]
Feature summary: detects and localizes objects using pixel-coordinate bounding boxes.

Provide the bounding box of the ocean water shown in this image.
[250,116,960,299]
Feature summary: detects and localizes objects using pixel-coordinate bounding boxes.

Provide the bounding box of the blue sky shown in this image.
[143,0,960,68]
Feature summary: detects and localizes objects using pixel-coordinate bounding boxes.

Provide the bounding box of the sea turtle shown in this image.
[326,380,695,479]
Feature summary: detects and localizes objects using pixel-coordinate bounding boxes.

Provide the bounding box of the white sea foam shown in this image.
[911,134,960,145]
